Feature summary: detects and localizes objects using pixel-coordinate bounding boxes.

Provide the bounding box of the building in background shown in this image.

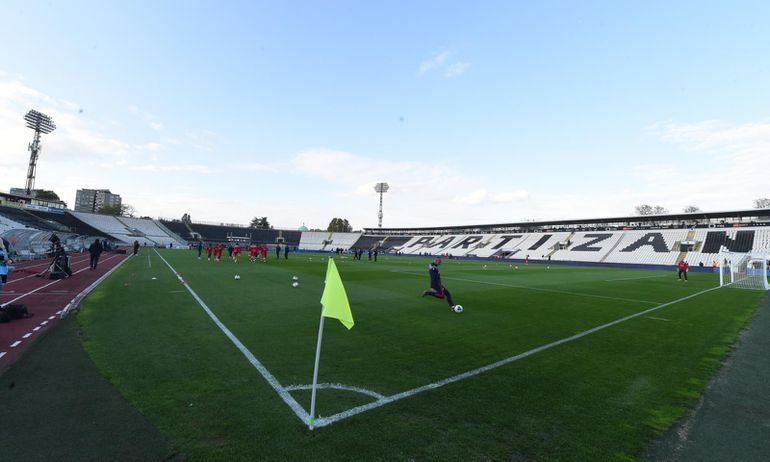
[74,189,122,213]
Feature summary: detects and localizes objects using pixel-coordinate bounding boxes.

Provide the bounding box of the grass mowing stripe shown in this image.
[604,274,670,282]
[391,269,661,305]
[153,250,311,425]
[313,285,721,428]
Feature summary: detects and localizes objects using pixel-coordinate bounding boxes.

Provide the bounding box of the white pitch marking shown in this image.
[285,383,385,400]
[33,327,41,331]
[0,352,5,359]
[311,285,721,428]
[644,316,671,322]
[153,250,311,425]
[148,255,152,268]
[604,275,669,282]
[10,341,22,348]
[22,333,32,339]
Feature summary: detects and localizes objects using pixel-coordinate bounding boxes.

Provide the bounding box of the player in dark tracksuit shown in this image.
[421,258,456,309]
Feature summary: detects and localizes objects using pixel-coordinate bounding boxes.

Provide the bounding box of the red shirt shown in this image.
[677,261,689,271]
[233,245,241,255]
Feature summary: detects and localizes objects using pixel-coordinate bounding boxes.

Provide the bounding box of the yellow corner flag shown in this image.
[320,258,354,329]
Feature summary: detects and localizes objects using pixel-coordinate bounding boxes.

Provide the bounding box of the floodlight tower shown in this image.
[374,182,389,228]
[23,109,56,196]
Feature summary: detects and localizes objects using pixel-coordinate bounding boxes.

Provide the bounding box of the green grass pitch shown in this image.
[77,250,764,461]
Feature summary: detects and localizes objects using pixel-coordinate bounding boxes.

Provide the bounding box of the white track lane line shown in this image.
[10,341,21,348]
[0,352,5,359]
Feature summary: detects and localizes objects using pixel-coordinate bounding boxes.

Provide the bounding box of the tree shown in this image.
[683,205,701,213]
[250,216,272,229]
[634,204,668,215]
[327,218,353,232]
[33,189,60,201]
[753,198,770,209]
[98,203,135,217]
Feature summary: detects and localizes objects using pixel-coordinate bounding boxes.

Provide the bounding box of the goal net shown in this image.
[719,250,770,290]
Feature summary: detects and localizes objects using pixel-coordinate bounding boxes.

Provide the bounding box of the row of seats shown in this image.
[382,227,768,265]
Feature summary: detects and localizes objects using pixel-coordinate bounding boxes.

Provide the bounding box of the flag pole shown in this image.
[309,313,326,430]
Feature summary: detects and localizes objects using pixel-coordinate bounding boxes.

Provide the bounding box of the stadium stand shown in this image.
[0,206,68,232]
[116,216,186,247]
[549,231,625,263]
[379,236,411,251]
[0,213,27,234]
[26,209,112,238]
[603,229,688,266]
[351,235,384,250]
[325,232,363,251]
[158,219,195,241]
[299,231,332,251]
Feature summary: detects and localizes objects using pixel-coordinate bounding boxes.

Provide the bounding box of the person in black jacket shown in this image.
[88,239,103,270]
[421,258,457,310]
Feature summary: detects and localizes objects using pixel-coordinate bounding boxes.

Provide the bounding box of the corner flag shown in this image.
[320,258,354,329]
[309,257,354,430]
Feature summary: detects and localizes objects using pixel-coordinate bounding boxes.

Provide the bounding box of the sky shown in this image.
[1,1,769,230]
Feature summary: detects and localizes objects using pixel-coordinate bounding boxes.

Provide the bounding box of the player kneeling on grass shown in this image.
[677,259,689,282]
[421,258,459,311]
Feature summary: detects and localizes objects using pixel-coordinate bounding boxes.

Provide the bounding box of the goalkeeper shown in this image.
[421,258,457,309]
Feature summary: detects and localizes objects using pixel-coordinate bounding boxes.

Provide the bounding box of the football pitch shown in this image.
[77,249,764,460]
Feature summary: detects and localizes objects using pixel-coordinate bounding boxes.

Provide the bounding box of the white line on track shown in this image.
[0,254,122,308]
[604,274,670,282]
[22,333,31,339]
[310,285,721,428]
[33,327,41,331]
[0,352,5,359]
[153,250,312,425]
[11,341,21,348]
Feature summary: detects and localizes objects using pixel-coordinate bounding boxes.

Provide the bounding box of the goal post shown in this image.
[718,250,770,290]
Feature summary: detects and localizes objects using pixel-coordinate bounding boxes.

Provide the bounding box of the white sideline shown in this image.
[310,285,721,428]
[153,250,311,424]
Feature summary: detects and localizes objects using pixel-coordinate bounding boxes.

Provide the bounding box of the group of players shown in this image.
[200,243,273,263]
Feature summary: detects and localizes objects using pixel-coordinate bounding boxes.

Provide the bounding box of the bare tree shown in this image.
[753,198,770,209]
[635,204,668,215]
[683,205,701,213]
[249,217,272,229]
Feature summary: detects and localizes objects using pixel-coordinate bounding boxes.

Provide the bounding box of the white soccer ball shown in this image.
[234,275,241,280]
[515,266,518,269]
[452,305,464,313]
[292,281,299,288]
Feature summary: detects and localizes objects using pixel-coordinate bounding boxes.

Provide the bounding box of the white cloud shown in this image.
[445,61,472,78]
[418,50,450,75]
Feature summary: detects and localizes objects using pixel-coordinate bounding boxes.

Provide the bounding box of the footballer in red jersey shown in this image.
[677,260,689,281]
[232,244,242,263]
[248,243,258,262]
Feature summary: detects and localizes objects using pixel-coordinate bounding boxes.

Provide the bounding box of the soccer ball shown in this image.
[292,281,299,288]
[515,266,518,269]
[452,305,464,313]
[234,275,241,280]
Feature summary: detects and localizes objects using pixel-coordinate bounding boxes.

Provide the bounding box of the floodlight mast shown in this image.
[23,110,56,195]
[374,182,389,228]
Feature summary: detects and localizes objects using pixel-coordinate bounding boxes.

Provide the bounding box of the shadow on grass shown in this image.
[0,316,181,462]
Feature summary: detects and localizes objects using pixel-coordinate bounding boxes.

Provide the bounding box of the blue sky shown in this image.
[2,1,769,229]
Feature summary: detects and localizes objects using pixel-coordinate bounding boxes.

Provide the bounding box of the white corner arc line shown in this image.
[285,383,386,400]
[311,285,721,428]
[153,250,310,424]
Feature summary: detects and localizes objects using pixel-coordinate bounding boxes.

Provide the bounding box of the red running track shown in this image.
[0,250,132,370]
